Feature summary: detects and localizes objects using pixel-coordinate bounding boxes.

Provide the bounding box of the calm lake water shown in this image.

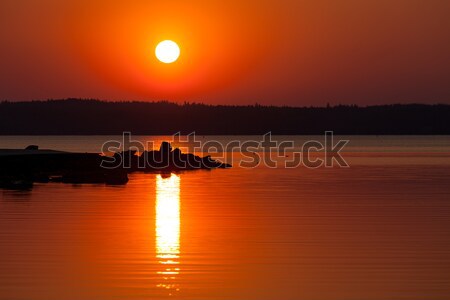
[1,136,450,300]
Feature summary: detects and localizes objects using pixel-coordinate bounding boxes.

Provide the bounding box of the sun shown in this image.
[155,40,180,64]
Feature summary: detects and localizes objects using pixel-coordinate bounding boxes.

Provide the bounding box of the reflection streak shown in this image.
[155,174,181,293]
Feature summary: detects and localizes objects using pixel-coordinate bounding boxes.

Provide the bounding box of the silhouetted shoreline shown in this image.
[0,142,231,190]
[0,99,449,135]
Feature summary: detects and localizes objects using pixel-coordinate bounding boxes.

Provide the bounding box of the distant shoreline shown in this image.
[1,99,449,135]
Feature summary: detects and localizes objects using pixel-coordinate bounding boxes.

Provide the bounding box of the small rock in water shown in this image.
[25,145,39,150]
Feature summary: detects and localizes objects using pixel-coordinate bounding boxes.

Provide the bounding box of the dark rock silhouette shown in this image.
[0,142,231,190]
[160,141,172,153]
[112,142,231,171]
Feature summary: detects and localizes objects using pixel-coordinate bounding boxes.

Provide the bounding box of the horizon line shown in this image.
[1,98,449,109]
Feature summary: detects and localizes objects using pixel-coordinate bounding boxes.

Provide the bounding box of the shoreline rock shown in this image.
[0,142,231,190]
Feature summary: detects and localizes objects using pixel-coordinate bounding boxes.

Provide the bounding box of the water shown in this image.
[1,136,450,300]
[1,135,450,153]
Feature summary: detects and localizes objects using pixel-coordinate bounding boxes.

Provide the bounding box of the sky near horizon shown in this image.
[0,0,449,106]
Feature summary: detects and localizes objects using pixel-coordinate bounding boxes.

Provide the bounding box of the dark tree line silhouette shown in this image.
[0,99,449,135]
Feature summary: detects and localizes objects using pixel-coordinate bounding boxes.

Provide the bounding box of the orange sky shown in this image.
[0,0,449,105]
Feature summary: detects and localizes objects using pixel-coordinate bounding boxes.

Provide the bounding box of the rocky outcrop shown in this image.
[0,142,231,190]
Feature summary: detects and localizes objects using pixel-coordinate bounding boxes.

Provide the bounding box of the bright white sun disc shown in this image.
[155,40,180,64]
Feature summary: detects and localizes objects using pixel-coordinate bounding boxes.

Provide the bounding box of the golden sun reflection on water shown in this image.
[155,174,181,294]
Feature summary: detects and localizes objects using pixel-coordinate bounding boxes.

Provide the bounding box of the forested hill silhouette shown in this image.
[0,99,449,135]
